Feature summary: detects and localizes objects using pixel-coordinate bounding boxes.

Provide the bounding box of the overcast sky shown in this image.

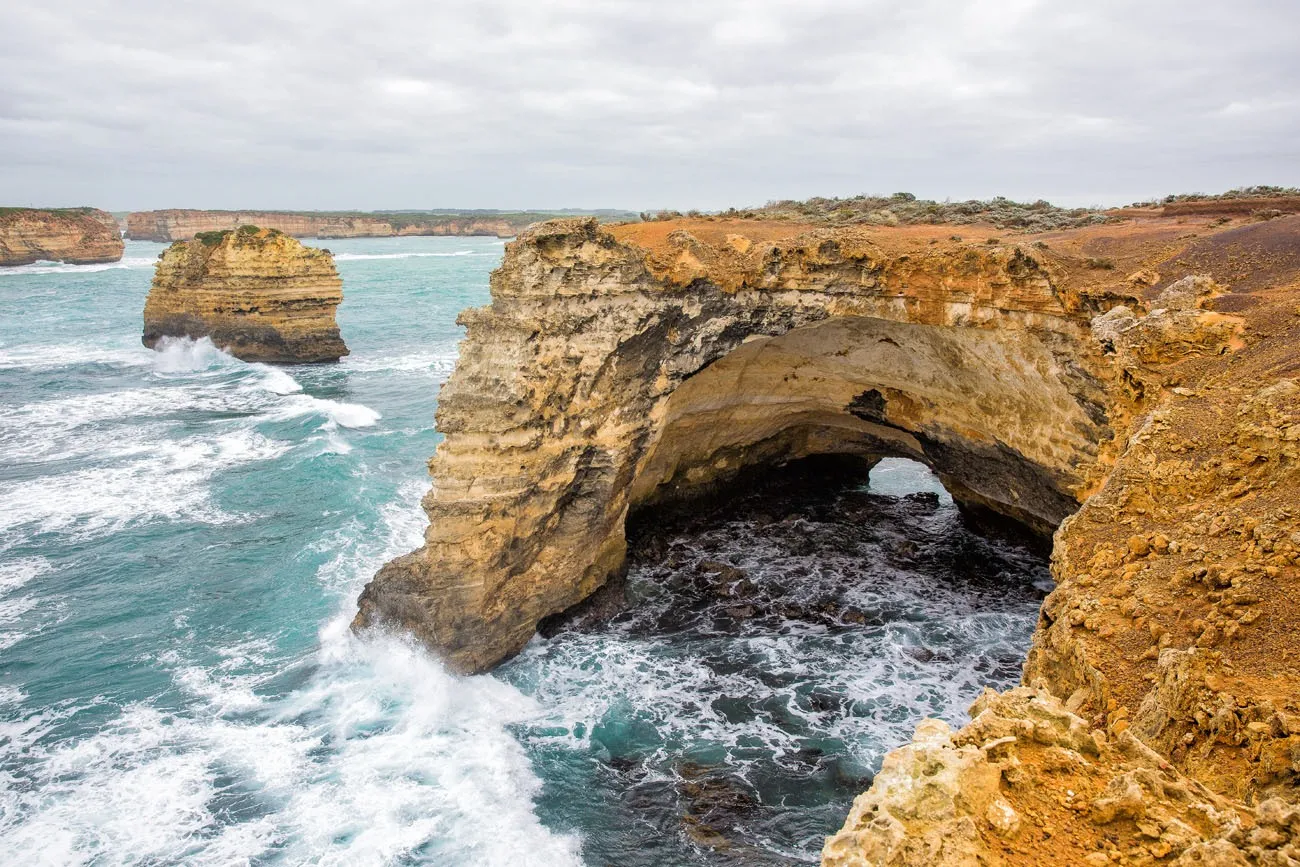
[2,0,1297,211]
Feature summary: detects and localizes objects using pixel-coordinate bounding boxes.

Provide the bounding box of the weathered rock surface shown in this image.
[354,207,1300,863]
[126,209,536,242]
[823,688,1299,867]
[142,226,347,363]
[355,216,1119,670]
[0,207,123,266]
[829,215,1300,864]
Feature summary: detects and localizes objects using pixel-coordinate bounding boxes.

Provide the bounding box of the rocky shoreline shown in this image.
[355,208,1300,864]
[0,207,123,266]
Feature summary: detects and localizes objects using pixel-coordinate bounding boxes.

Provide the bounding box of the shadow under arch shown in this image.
[626,314,1098,537]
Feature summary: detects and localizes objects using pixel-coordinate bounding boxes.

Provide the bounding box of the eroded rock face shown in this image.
[354,217,1118,672]
[0,207,123,266]
[826,217,1300,864]
[356,209,1300,864]
[142,226,347,363]
[126,209,528,242]
[823,688,1299,867]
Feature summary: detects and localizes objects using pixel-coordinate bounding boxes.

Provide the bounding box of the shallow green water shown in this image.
[0,238,1047,865]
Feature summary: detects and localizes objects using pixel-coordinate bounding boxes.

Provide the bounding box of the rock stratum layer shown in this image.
[357,210,1300,864]
[142,226,347,363]
[127,209,545,242]
[0,207,123,266]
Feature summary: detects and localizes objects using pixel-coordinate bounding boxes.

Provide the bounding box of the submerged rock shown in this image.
[141,226,347,363]
[0,207,123,266]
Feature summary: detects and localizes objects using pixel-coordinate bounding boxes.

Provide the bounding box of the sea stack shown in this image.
[0,207,124,266]
[142,225,348,363]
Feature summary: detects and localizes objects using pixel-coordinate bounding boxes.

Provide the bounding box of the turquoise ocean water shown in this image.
[0,237,1047,865]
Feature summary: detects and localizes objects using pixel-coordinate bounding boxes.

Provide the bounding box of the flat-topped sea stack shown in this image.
[0,207,123,266]
[142,226,347,363]
[356,202,1300,865]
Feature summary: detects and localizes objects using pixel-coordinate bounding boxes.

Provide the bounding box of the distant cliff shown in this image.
[142,226,347,363]
[0,208,124,266]
[126,210,573,242]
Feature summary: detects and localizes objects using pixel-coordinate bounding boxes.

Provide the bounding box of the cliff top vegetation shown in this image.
[1132,185,1300,206]
[0,206,105,222]
[641,193,1114,233]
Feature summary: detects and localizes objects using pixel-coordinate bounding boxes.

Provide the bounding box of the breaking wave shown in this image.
[0,256,158,277]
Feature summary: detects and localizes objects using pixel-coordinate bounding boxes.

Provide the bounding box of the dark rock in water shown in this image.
[676,765,762,851]
[536,570,631,637]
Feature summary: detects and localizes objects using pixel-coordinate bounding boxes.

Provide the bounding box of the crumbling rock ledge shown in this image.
[357,210,1300,864]
[142,226,347,363]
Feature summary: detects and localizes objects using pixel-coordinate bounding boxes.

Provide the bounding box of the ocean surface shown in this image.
[0,237,1050,865]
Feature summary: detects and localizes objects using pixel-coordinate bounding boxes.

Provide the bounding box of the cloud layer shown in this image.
[2,0,1297,209]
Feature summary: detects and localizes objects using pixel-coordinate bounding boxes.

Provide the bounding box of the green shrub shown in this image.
[195,230,232,246]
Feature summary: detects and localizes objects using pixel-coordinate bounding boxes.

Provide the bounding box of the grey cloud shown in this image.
[0,0,1296,209]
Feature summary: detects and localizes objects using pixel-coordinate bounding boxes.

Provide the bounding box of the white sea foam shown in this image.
[278,396,382,429]
[0,557,52,595]
[150,336,240,374]
[342,350,458,376]
[0,256,157,277]
[0,343,152,370]
[256,366,303,395]
[0,479,582,867]
[0,430,288,541]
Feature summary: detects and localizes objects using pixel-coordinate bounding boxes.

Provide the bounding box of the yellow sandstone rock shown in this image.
[142,226,347,363]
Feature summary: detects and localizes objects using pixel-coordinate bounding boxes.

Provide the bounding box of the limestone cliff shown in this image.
[142,226,347,363]
[0,207,123,266]
[356,207,1300,864]
[126,210,536,242]
[355,216,1119,670]
[822,216,1300,865]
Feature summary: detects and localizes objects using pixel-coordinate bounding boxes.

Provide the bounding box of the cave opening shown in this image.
[502,452,1052,866]
[496,310,1090,863]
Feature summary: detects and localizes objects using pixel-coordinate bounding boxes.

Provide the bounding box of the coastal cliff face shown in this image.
[355,216,1119,670]
[126,210,527,242]
[142,226,347,363]
[358,209,1300,864]
[821,219,1300,865]
[0,207,124,266]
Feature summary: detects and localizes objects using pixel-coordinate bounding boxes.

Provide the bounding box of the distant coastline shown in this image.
[123,208,638,242]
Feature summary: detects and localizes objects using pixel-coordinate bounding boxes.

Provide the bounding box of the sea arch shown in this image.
[354,218,1116,672]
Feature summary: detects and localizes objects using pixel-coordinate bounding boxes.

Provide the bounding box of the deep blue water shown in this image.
[0,238,1048,865]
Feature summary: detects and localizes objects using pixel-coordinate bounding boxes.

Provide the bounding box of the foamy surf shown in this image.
[0,343,153,370]
[0,430,289,540]
[0,478,583,867]
[0,256,158,277]
[150,336,241,374]
[279,395,382,429]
